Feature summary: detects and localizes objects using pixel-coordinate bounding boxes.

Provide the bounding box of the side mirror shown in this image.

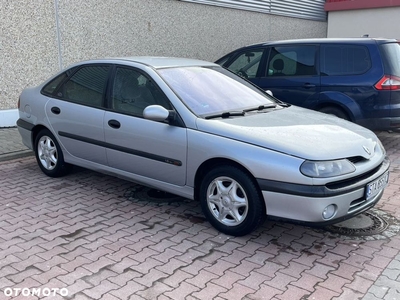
[265,90,273,97]
[143,105,174,122]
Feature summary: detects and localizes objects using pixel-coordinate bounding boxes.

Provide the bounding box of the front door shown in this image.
[104,66,187,186]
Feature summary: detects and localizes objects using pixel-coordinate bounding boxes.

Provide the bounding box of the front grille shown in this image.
[347,156,367,164]
[348,197,367,213]
[326,164,382,190]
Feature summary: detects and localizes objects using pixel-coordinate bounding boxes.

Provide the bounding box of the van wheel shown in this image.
[319,107,349,120]
[34,129,71,177]
[199,165,265,236]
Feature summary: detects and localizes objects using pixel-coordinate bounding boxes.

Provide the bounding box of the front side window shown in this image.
[225,49,264,79]
[57,65,110,107]
[267,46,317,77]
[112,67,171,116]
[321,45,371,76]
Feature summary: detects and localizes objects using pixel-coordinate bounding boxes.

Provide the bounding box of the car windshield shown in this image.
[157,66,276,116]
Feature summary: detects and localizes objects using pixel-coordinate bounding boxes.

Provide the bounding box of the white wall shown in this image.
[327,7,400,39]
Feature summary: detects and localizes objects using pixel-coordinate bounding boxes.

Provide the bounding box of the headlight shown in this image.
[300,159,356,178]
[377,138,386,156]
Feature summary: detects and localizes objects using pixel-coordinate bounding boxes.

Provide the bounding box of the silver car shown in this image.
[17,57,390,236]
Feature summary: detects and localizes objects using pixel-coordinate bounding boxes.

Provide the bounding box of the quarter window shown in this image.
[57,66,110,107]
[41,67,78,96]
[321,45,371,76]
[267,46,317,77]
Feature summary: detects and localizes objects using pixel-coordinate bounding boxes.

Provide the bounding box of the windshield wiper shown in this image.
[243,104,277,112]
[205,111,245,120]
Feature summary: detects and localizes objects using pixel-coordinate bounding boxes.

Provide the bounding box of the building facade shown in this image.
[0,0,327,126]
[326,0,400,39]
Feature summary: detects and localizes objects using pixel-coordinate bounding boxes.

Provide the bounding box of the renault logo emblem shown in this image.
[363,146,371,155]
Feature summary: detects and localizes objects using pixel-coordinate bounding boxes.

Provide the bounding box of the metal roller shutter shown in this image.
[178,0,326,21]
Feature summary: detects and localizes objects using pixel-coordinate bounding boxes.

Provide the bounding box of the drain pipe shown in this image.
[54,0,63,70]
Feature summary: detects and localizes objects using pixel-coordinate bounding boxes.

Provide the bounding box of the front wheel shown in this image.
[34,129,71,177]
[199,166,265,236]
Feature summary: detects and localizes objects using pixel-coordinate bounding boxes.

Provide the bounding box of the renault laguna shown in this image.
[17,57,390,236]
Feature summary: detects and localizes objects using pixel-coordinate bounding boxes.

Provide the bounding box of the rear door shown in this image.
[257,45,320,108]
[45,64,111,165]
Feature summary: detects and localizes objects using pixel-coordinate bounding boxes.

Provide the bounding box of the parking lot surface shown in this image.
[0,128,399,300]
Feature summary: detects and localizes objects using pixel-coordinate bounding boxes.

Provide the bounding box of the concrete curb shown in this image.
[0,149,34,162]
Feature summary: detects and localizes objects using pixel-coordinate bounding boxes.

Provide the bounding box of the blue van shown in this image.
[216,38,400,130]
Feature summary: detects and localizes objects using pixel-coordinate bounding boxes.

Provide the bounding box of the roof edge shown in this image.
[325,0,400,12]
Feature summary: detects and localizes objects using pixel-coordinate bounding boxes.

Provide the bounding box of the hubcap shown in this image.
[206,176,248,226]
[37,136,58,170]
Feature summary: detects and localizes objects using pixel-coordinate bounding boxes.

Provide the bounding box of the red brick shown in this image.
[276,285,311,300]
[109,281,146,299]
[81,257,115,273]
[162,270,193,288]
[108,270,142,287]
[248,283,283,300]
[82,280,119,299]
[164,282,200,300]
[58,267,93,285]
[318,274,351,293]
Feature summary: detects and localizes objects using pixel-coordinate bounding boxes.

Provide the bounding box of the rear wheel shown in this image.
[34,129,71,177]
[319,106,349,120]
[199,165,265,236]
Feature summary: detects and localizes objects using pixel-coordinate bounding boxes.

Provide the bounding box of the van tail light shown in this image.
[375,75,400,90]
[18,97,20,109]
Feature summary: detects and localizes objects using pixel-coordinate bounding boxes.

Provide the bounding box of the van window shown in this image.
[267,46,317,77]
[321,45,371,76]
[225,49,264,79]
[379,42,400,77]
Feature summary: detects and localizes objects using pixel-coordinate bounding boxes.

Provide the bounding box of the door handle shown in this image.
[108,119,121,129]
[51,107,61,114]
[303,83,316,89]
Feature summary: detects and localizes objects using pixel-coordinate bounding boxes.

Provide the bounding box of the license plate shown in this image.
[365,171,389,201]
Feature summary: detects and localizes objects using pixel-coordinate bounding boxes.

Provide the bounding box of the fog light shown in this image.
[322,204,337,220]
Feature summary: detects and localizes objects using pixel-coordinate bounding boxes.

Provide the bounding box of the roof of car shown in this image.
[77,57,217,69]
[245,37,399,48]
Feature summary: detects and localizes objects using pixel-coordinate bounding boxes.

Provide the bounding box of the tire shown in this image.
[34,129,71,177]
[319,106,349,120]
[199,165,266,236]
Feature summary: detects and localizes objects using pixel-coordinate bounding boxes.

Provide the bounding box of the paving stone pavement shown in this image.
[0,128,399,300]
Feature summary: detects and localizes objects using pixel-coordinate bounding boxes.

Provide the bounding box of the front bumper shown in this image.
[257,158,390,225]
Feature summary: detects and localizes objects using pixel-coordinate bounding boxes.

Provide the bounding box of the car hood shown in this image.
[196,106,378,160]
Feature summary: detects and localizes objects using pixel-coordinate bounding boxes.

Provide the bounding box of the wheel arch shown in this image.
[31,124,50,147]
[316,91,361,122]
[194,158,266,211]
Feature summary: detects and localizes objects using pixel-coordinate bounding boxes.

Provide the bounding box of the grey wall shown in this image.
[0,0,327,110]
[327,7,400,39]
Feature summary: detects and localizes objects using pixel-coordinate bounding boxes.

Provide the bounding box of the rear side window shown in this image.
[379,42,400,77]
[321,45,371,76]
[56,65,110,107]
[267,46,317,77]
